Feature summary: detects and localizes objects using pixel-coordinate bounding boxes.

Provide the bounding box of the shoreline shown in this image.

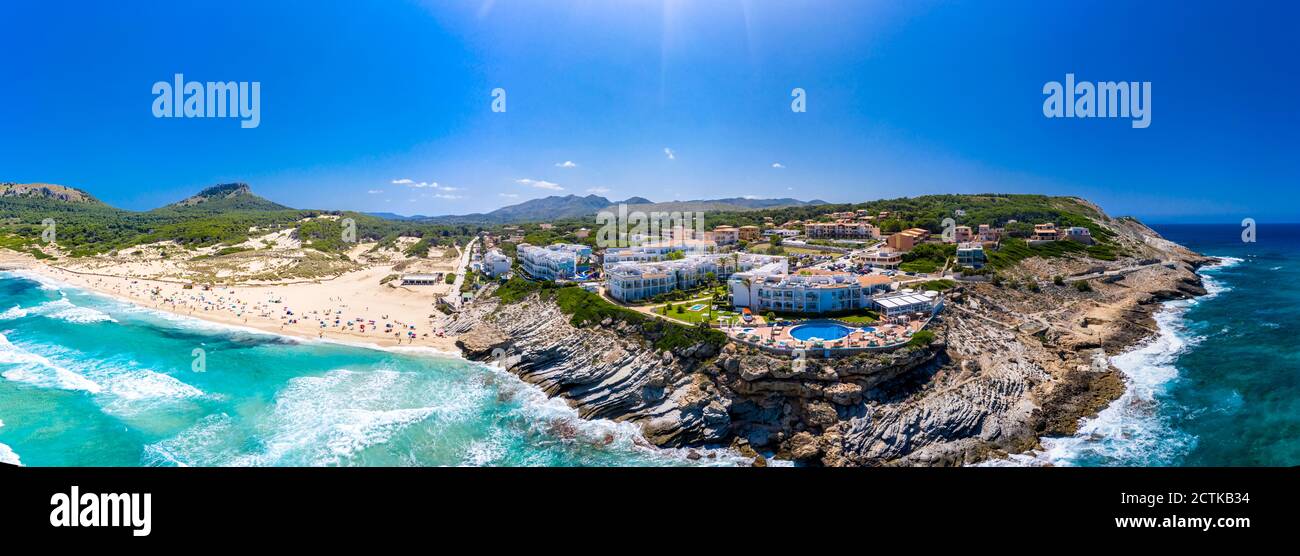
[981,255,1236,466]
[14,261,464,354]
[0,263,755,467]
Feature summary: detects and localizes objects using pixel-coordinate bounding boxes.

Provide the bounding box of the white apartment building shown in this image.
[483,248,512,277]
[729,267,889,314]
[518,243,592,281]
[602,239,716,265]
[605,253,785,302]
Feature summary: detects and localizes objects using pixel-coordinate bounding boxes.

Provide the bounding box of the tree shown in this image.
[444,272,456,284]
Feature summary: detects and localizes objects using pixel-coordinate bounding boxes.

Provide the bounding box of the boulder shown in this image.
[788,431,822,461]
[824,382,864,406]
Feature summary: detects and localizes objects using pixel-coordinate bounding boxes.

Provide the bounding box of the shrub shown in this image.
[907,330,936,347]
[1053,275,1065,286]
[1074,280,1092,292]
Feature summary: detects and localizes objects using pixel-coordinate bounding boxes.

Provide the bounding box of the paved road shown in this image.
[447,236,478,310]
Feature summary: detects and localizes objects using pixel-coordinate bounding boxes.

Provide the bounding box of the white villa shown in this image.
[606,253,784,302]
[483,248,512,277]
[518,243,592,281]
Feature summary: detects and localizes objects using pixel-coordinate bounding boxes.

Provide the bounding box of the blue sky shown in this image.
[1,0,1296,222]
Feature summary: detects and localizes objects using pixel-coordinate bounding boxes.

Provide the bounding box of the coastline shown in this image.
[982,256,1236,466]
[10,259,463,354]
[0,260,754,467]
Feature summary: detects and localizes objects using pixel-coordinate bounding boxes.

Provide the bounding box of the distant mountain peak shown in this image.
[0,182,103,204]
[164,182,289,211]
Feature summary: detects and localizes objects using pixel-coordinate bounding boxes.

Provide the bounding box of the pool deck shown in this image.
[724,316,930,354]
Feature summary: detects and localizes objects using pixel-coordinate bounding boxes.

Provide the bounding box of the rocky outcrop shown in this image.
[451,216,1209,466]
[456,297,733,446]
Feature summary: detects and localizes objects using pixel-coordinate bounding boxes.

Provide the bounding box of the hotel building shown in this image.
[711,226,739,246]
[886,228,930,252]
[518,243,592,281]
[728,265,895,315]
[606,253,785,302]
[602,239,716,265]
[738,225,762,242]
[805,220,881,240]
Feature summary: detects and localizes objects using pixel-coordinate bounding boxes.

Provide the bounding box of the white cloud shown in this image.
[771,162,785,169]
[586,187,610,194]
[392,178,460,191]
[367,189,383,194]
[498,193,520,198]
[663,147,676,160]
[515,178,563,191]
[555,160,578,168]
[743,195,760,200]
[433,193,462,200]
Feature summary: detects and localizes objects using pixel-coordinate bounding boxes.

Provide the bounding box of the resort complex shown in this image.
[606,252,785,302]
[518,242,592,281]
[479,203,1124,359]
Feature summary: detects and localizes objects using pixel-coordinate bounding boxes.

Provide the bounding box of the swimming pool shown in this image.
[789,321,854,341]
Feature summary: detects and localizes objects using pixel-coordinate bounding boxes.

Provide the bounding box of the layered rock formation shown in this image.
[452,211,1212,466]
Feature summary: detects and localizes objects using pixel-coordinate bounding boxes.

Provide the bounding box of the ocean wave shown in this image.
[0,332,102,393]
[1,270,64,292]
[978,254,1247,467]
[228,369,463,466]
[0,298,115,324]
[142,413,235,467]
[475,361,750,467]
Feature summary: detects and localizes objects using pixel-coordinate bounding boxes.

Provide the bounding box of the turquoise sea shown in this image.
[0,271,741,467]
[995,223,1300,466]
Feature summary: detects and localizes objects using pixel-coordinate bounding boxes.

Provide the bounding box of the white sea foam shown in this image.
[142,413,236,467]
[980,256,1242,467]
[229,369,462,466]
[475,361,751,467]
[0,298,115,324]
[0,332,102,393]
[0,419,19,466]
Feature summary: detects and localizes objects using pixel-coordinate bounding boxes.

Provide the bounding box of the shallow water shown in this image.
[0,271,743,467]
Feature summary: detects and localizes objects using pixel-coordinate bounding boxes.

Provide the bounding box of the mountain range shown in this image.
[371,194,827,224]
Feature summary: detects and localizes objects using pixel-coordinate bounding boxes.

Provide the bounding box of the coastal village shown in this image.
[0,185,1213,466]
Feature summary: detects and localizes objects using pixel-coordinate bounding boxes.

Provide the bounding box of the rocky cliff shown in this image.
[451,214,1212,466]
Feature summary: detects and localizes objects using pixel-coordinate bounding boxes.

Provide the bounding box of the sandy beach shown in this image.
[1,250,465,352]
